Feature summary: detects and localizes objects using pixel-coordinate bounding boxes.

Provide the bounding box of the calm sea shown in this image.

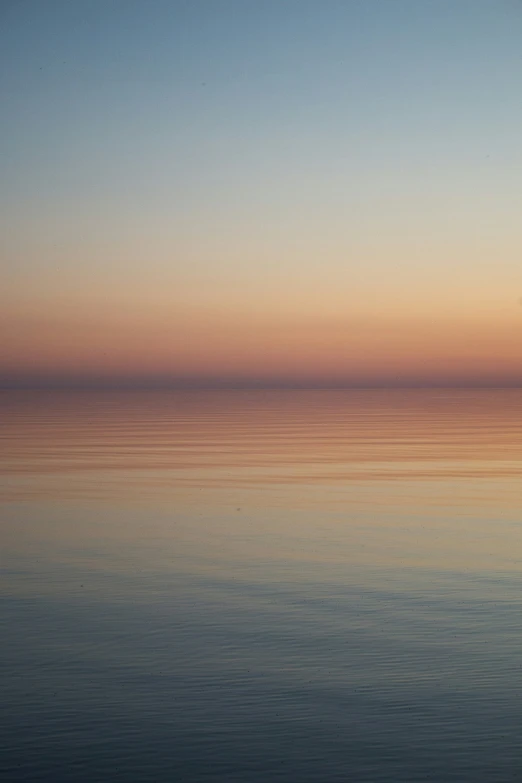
[1,389,522,782]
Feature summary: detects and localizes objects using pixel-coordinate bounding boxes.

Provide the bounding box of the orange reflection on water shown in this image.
[2,388,522,578]
[2,388,522,480]
[1,388,521,539]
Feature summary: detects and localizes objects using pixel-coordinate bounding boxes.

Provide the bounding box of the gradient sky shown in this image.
[2,0,522,386]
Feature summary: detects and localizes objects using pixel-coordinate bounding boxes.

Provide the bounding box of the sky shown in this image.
[1,0,522,387]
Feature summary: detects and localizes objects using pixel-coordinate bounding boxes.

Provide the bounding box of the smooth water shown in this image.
[1,389,522,782]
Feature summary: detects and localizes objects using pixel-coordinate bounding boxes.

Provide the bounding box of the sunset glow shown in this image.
[2,0,522,387]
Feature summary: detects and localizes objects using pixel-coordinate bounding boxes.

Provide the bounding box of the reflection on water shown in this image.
[1,389,522,782]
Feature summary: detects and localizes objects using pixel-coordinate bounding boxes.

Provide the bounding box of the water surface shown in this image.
[2,389,522,782]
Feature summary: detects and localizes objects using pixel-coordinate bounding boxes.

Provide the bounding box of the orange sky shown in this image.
[2,292,521,386]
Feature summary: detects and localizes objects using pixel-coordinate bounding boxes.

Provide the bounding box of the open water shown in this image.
[1,389,522,782]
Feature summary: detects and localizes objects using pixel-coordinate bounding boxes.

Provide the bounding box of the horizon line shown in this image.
[1,378,522,392]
